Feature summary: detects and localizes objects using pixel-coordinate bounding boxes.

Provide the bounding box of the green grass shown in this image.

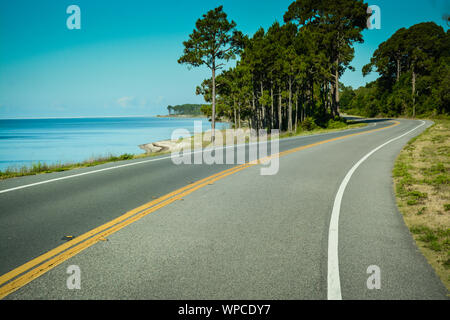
[394,157,417,197]
[420,162,449,187]
[411,225,449,253]
[279,120,367,139]
[0,153,136,180]
[393,119,450,289]
[422,163,446,175]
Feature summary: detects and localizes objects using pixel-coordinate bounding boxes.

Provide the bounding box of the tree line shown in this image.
[178,1,448,141]
[167,104,203,116]
[340,22,449,118]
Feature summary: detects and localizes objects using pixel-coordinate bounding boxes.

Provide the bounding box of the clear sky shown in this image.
[0,0,448,118]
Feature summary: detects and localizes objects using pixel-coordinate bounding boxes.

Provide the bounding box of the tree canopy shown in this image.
[343,22,449,117]
[167,104,204,116]
[180,3,448,133]
[184,1,370,133]
[178,6,243,140]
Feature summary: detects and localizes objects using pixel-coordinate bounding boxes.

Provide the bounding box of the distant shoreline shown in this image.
[0,115,158,120]
[156,114,208,119]
[156,114,232,124]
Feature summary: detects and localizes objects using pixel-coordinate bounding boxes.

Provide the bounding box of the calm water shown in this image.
[0,117,229,171]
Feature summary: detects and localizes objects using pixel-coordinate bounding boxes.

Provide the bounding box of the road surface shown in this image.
[0,118,448,299]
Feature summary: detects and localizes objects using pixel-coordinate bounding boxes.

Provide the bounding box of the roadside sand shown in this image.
[139,129,258,154]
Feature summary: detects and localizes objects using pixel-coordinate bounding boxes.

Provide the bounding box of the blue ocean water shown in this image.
[0,117,229,171]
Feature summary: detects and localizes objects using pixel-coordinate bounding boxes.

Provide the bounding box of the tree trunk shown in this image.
[310,80,314,115]
[252,93,257,132]
[238,106,241,129]
[261,107,265,130]
[295,93,298,133]
[412,65,416,118]
[270,86,274,131]
[288,78,293,132]
[302,102,305,122]
[211,64,216,143]
[334,58,340,116]
[233,98,237,128]
[260,81,264,130]
[330,82,335,116]
[396,58,401,82]
[278,88,282,131]
[300,91,304,122]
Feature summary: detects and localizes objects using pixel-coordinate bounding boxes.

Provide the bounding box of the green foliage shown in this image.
[178,6,243,138]
[178,6,242,69]
[418,231,439,243]
[407,190,428,202]
[327,118,347,129]
[300,117,317,131]
[186,1,369,132]
[181,5,448,131]
[115,154,134,161]
[342,22,450,118]
[167,104,204,116]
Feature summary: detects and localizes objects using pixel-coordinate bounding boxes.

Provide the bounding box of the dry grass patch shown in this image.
[394,119,450,290]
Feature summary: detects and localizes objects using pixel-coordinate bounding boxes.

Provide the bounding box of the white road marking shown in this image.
[327,120,426,300]
[0,123,377,195]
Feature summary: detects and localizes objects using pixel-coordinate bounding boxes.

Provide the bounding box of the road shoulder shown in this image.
[393,119,450,291]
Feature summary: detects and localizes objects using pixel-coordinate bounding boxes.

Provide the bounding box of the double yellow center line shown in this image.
[0,120,400,299]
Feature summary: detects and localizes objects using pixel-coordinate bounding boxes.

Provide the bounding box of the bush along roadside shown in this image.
[393,119,450,290]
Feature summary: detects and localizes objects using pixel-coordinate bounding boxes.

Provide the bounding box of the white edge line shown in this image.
[0,121,378,195]
[327,120,426,300]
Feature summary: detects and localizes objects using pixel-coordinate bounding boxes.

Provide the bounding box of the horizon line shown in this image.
[0,114,164,120]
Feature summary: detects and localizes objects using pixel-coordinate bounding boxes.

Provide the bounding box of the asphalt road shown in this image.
[0,118,448,299]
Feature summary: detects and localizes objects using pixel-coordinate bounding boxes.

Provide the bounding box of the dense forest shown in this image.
[178,0,449,139]
[167,104,204,116]
[340,22,450,118]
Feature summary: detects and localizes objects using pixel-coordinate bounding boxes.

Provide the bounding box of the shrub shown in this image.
[301,117,317,131]
[327,119,347,129]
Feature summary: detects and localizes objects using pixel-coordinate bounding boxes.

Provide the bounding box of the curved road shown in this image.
[0,118,448,299]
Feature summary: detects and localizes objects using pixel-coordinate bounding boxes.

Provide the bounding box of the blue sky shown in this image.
[0,0,448,118]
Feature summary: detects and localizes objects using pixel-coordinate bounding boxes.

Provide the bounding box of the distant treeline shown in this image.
[340,22,449,118]
[167,104,204,116]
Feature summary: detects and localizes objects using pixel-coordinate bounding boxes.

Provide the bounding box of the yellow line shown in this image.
[0,164,253,299]
[0,120,400,299]
[0,164,247,287]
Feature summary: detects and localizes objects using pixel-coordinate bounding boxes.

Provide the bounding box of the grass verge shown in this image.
[393,119,450,290]
[0,120,367,181]
[0,153,137,180]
